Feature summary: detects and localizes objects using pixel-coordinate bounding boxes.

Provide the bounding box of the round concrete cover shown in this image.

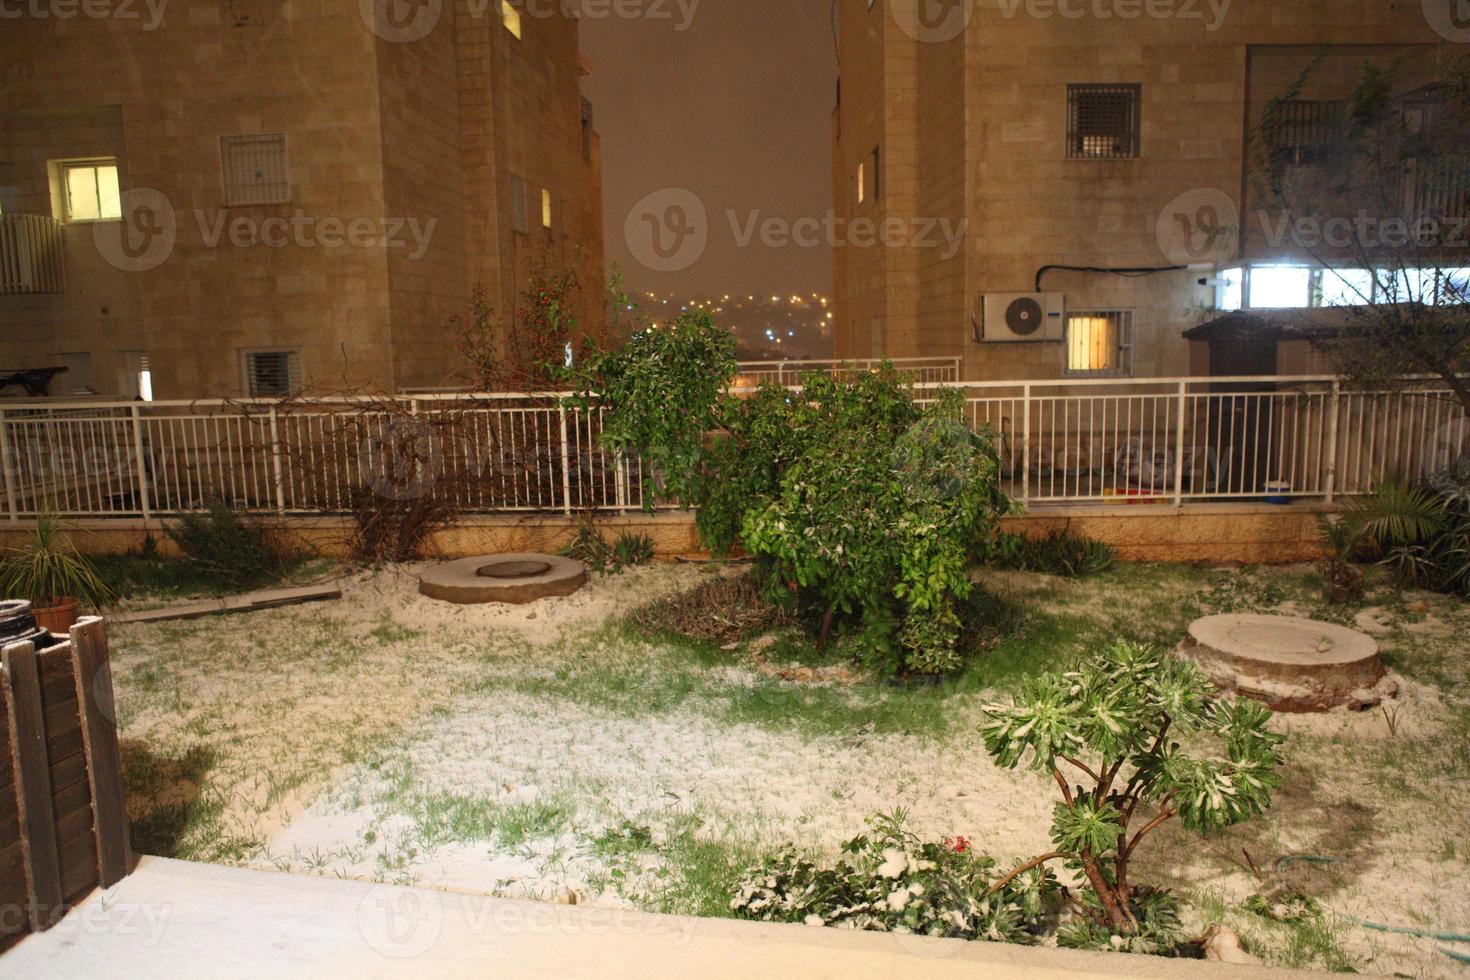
[1183,613,1388,712]
[419,554,587,605]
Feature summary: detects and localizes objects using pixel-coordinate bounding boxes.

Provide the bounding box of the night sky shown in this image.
[580,0,838,300]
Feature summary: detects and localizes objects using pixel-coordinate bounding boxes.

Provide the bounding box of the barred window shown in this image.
[220,133,290,206]
[1068,85,1141,159]
[1267,100,1342,167]
[1065,311,1134,377]
[242,348,303,397]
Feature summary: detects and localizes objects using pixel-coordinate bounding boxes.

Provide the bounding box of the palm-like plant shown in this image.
[0,511,115,610]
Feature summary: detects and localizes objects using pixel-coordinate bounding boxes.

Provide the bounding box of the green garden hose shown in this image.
[1273,854,1470,964]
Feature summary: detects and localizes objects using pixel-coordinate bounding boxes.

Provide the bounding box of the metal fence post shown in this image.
[269,407,286,514]
[1021,383,1032,505]
[0,408,18,521]
[558,403,573,516]
[1173,380,1188,508]
[129,405,151,521]
[1324,381,1341,504]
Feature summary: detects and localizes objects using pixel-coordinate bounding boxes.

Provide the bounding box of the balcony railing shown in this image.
[0,214,65,295]
[0,375,1462,520]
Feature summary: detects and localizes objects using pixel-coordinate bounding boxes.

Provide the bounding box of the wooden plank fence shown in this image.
[0,618,132,951]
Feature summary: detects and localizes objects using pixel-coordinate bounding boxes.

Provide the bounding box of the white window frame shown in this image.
[1063,310,1134,378]
[59,159,121,223]
[240,347,304,398]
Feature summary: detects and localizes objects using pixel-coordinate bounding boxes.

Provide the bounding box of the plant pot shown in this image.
[32,597,81,635]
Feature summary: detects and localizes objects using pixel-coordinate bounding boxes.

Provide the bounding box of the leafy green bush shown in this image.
[559,521,655,575]
[166,502,293,592]
[732,812,1055,942]
[612,532,654,568]
[979,640,1284,950]
[985,529,1116,578]
[583,314,1013,677]
[1318,476,1470,598]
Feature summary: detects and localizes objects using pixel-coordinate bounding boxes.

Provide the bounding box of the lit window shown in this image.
[1065,311,1133,377]
[242,349,303,397]
[1218,267,1244,312]
[1441,268,1470,305]
[541,188,553,229]
[125,351,154,401]
[510,174,528,233]
[220,133,290,206]
[1068,85,1141,159]
[1318,269,1374,307]
[501,0,521,38]
[1248,266,1311,308]
[1384,267,1438,305]
[62,161,120,222]
[856,162,866,204]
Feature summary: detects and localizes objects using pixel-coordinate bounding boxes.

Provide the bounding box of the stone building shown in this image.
[0,0,603,399]
[831,0,1463,382]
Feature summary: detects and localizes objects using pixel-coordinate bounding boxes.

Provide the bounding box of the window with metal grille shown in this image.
[1065,311,1134,377]
[510,174,528,233]
[1266,100,1342,167]
[1067,85,1141,159]
[220,133,290,206]
[124,351,153,401]
[242,349,302,397]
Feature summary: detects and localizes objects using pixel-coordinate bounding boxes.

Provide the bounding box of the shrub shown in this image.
[348,487,455,565]
[612,532,655,568]
[984,529,1115,578]
[0,511,115,609]
[1317,476,1470,599]
[166,501,292,591]
[979,640,1284,951]
[628,571,793,645]
[583,315,1014,677]
[559,521,655,576]
[732,812,1055,943]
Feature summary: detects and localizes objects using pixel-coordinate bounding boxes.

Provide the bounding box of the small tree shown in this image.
[583,309,1012,675]
[1254,51,1470,419]
[980,641,1284,948]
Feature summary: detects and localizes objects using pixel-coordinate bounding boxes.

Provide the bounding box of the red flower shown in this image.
[943,836,970,853]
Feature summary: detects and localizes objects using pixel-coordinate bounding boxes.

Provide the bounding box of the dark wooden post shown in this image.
[2,640,63,931]
[69,618,132,887]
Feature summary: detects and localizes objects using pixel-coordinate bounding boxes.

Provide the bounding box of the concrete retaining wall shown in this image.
[0,504,1330,565]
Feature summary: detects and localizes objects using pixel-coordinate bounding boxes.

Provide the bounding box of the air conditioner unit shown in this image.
[981,293,1066,342]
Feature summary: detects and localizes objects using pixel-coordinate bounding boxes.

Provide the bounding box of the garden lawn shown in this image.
[111,560,1470,977]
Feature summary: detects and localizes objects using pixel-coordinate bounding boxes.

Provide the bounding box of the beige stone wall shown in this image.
[833,7,1448,383]
[0,505,1330,564]
[0,0,603,400]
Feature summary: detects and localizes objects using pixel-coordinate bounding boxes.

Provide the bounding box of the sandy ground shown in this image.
[110,561,1470,978]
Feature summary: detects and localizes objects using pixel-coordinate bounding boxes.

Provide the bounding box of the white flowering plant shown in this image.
[730,812,1056,943]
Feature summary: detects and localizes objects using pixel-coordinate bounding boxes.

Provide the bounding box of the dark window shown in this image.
[1068,84,1141,159]
[244,350,301,397]
[1267,100,1343,168]
[870,146,881,201]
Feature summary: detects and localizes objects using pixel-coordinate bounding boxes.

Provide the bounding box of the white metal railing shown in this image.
[0,376,1463,520]
[732,357,961,388]
[0,214,65,294]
